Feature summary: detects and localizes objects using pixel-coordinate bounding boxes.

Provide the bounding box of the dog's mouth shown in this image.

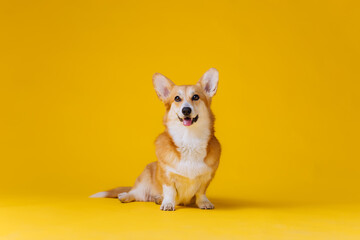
[177,115,199,126]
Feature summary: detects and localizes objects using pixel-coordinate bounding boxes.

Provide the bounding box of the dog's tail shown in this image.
[89,186,132,198]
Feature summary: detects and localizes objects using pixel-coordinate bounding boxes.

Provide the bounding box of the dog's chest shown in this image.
[173,144,210,178]
[167,131,211,179]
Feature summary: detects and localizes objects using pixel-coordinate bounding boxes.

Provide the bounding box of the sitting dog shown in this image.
[91,68,221,211]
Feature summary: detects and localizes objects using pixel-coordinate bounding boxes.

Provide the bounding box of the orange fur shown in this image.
[91,68,221,211]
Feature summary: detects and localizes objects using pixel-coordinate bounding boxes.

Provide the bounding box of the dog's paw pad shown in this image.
[160,202,175,211]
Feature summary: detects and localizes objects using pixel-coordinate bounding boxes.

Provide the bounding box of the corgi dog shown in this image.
[91,68,221,211]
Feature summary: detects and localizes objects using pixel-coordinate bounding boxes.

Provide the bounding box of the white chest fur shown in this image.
[167,143,210,179]
[166,115,212,179]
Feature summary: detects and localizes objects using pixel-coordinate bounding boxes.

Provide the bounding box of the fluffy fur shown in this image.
[90,68,221,211]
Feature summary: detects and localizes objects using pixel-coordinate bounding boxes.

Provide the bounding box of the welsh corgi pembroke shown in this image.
[91,68,221,211]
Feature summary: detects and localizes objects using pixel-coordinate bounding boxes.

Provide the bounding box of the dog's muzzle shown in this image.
[177,114,198,126]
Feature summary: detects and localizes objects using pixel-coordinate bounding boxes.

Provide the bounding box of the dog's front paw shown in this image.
[160,201,175,211]
[197,200,214,210]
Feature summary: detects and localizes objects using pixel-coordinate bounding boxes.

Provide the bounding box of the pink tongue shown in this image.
[183,118,192,126]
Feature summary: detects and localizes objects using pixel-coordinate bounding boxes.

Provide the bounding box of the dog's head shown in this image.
[153,68,219,128]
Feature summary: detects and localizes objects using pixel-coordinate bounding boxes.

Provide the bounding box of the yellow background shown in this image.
[1,0,360,239]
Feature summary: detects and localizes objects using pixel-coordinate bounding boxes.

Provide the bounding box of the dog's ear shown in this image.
[153,73,175,101]
[197,68,219,97]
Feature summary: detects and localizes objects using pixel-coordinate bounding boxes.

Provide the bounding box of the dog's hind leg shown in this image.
[118,162,161,203]
[118,192,135,203]
[152,195,163,205]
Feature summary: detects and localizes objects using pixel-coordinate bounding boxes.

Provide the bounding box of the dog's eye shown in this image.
[192,94,200,101]
[174,96,182,102]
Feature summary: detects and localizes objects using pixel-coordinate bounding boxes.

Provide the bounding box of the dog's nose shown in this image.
[182,107,192,116]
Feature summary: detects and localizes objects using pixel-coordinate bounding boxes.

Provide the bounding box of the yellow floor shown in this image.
[1,195,359,240]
